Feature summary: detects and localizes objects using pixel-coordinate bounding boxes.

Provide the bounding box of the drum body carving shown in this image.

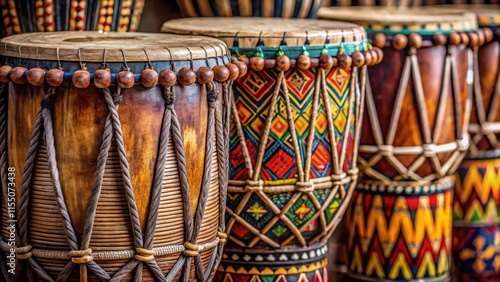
[0,32,236,281]
[0,0,145,37]
[175,0,323,18]
[319,7,478,281]
[162,18,377,282]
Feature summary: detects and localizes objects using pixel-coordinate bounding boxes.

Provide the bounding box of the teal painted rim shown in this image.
[231,40,369,59]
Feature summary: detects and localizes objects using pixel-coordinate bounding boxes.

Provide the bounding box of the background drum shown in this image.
[428,5,500,281]
[175,0,323,18]
[162,17,379,282]
[0,0,146,38]
[319,7,478,281]
[0,31,237,281]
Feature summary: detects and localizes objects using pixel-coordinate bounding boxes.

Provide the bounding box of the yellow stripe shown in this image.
[239,0,252,16]
[282,0,294,18]
[262,0,274,17]
[216,0,232,16]
[197,0,213,16]
[298,0,312,18]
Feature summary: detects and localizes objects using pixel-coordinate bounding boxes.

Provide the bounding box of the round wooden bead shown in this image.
[117,69,135,88]
[238,55,249,65]
[338,54,352,69]
[225,63,239,81]
[0,65,12,82]
[319,54,334,70]
[391,34,408,50]
[141,69,158,88]
[476,30,485,46]
[27,68,45,86]
[351,51,365,68]
[10,66,27,84]
[374,47,384,64]
[468,32,479,47]
[178,67,196,86]
[363,51,373,66]
[449,32,461,45]
[373,33,387,48]
[408,34,422,49]
[234,61,248,77]
[159,69,177,87]
[433,34,447,46]
[197,66,214,84]
[46,68,64,87]
[73,68,90,89]
[213,65,229,82]
[297,55,311,70]
[459,33,469,46]
[275,55,291,72]
[93,68,111,88]
[483,28,494,43]
[249,56,265,71]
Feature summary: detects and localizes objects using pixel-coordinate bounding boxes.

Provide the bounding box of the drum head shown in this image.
[161,18,366,48]
[0,31,230,62]
[425,5,500,28]
[318,7,478,35]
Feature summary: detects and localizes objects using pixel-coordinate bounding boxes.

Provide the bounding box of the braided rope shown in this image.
[0,83,12,282]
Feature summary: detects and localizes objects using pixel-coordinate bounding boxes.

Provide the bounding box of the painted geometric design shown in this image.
[346,183,453,281]
[227,65,361,253]
[453,225,500,279]
[359,51,469,182]
[454,157,500,224]
[452,156,500,280]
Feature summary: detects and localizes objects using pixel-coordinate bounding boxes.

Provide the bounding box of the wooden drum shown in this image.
[0,0,145,38]
[428,5,500,281]
[0,32,237,281]
[175,0,323,18]
[162,18,379,282]
[319,7,478,281]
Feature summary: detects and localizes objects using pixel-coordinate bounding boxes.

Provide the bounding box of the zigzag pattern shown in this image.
[229,67,354,181]
[347,187,452,281]
[454,158,500,224]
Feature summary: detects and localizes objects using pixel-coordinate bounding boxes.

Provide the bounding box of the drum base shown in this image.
[214,243,328,282]
[453,155,500,281]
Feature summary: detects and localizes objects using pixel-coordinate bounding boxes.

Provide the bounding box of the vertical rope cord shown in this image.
[252,71,283,181]
[190,82,217,281]
[303,71,322,182]
[338,67,357,174]
[16,87,59,282]
[352,65,367,169]
[0,83,12,282]
[280,73,305,182]
[102,87,144,249]
[320,69,341,175]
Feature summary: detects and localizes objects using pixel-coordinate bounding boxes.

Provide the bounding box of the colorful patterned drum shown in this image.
[174,0,323,18]
[162,18,378,282]
[429,5,500,281]
[0,0,146,37]
[319,7,478,281]
[0,32,237,281]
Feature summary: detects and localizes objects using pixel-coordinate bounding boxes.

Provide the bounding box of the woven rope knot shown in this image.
[16,244,32,260]
[422,144,436,157]
[41,98,53,109]
[217,231,228,243]
[207,82,218,108]
[348,167,359,177]
[378,145,393,156]
[330,172,347,181]
[245,179,264,192]
[183,242,199,257]
[112,93,122,105]
[69,248,93,264]
[296,181,314,192]
[164,87,175,109]
[457,138,469,152]
[134,248,155,262]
